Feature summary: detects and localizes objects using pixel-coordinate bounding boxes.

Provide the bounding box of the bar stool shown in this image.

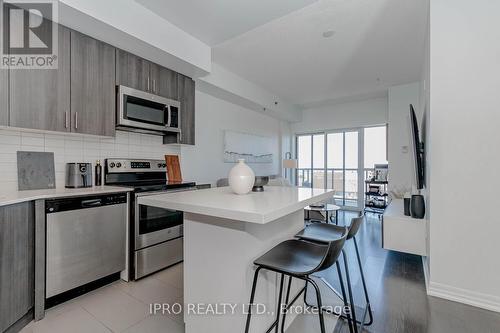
[295,215,373,329]
[244,228,353,333]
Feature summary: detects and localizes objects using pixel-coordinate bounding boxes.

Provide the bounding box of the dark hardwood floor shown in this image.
[305,210,500,333]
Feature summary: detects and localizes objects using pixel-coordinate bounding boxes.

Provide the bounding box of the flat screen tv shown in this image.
[409,104,424,190]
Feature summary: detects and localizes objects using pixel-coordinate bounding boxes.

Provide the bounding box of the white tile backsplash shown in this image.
[21,132,45,146]
[0,153,16,163]
[0,128,180,192]
[0,132,21,145]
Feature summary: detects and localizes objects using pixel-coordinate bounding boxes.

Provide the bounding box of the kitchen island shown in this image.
[138,186,334,333]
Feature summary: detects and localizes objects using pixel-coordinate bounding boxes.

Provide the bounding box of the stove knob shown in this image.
[109,162,115,168]
[116,162,122,168]
[157,163,162,168]
[162,163,166,167]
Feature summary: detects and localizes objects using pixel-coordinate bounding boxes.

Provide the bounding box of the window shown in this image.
[297,135,311,187]
[296,133,325,188]
[296,130,361,208]
[296,124,387,209]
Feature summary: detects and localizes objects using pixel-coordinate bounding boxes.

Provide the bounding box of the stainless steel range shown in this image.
[104,158,196,280]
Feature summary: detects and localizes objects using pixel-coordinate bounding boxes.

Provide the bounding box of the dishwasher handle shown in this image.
[81,199,102,207]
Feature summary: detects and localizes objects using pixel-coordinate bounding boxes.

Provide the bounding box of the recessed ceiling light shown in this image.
[322,30,335,38]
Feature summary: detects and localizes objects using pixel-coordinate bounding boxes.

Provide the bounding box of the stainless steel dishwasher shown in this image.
[45,193,128,298]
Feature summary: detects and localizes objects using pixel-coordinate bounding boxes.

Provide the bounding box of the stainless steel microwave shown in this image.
[116,85,181,135]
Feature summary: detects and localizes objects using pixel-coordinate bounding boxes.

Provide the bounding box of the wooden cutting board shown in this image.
[165,155,182,182]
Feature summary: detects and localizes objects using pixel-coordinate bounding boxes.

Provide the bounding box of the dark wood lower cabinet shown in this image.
[0,202,35,333]
[0,68,7,126]
[0,0,6,126]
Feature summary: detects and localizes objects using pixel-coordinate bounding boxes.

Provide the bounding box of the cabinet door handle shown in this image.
[153,79,156,93]
[147,77,150,91]
[75,112,78,129]
[64,111,69,128]
[179,131,182,143]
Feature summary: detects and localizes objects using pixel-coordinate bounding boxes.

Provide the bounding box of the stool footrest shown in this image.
[282,285,307,312]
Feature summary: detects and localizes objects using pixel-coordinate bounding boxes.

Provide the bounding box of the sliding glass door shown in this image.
[326,130,361,208]
[296,125,387,210]
[296,133,325,188]
[296,129,363,210]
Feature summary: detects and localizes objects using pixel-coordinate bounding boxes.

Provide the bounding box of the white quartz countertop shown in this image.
[0,186,133,207]
[138,186,335,224]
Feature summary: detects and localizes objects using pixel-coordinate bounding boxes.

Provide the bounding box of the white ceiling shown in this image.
[134,0,318,46]
[135,0,428,107]
[212,0,428,106]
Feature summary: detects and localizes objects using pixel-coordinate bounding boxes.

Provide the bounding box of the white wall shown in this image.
[291,97,388,133]
[428,0,500,312]
[420,2,431,277]
[197,63,301,122]
[0,129,179,191]
[180,90,282,184]
[387,82,420,194]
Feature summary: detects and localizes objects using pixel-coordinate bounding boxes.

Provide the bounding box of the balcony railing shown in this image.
[296,168,375,206]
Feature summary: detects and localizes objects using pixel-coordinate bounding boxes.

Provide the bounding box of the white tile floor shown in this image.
[21,263,185,333]
[20,261,341,333]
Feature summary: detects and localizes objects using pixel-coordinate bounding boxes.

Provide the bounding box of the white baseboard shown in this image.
[428,281,500,313]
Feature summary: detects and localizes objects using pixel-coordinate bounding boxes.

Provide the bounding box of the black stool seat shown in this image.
[254,239,328,276]
[295,215,373,329]
[245,229,351,333]
[295,223,346,243]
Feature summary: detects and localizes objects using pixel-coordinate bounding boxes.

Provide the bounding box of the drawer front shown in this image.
[135,237,183,279]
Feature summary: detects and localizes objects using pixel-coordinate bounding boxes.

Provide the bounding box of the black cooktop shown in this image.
[116,181,196,193]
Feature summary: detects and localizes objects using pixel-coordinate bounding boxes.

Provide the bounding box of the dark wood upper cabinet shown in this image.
[0,202,35,333]
[178,75,195,145]
[164,74,195,145]
[117,49,178,100]
[115,49,150,92]
[9,25,71,132]
[2,19,192,140]
[71,30,116,136]
[150,63,178,99]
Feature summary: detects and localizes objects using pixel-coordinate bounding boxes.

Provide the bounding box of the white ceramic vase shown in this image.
[228,159,255,195]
